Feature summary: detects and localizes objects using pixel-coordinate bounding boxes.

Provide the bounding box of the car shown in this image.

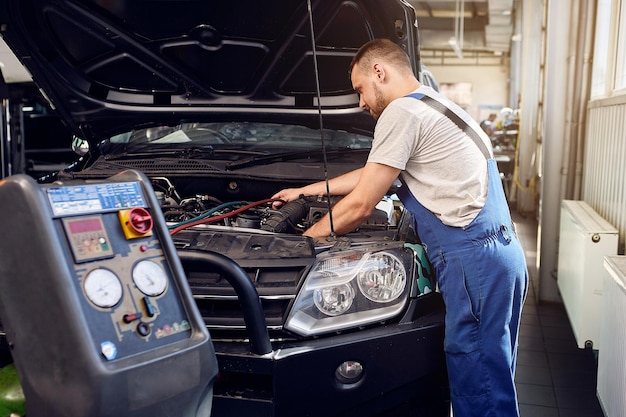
[0,0,449,416]
[420,64,441,92]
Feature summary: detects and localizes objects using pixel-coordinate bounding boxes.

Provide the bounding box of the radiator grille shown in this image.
[173,228,316,342]
[186,265,305,341]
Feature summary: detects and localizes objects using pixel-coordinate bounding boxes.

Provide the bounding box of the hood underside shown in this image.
[0,0,421,142]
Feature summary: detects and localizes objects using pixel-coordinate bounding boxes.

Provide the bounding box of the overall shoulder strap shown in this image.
[407,92,493,160]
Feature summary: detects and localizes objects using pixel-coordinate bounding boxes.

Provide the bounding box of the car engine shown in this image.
[152,176,399,237]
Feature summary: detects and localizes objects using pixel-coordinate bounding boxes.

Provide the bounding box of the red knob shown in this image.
[128,207,153,234]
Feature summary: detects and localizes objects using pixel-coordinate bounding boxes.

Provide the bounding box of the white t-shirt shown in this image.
[367,85,492,227]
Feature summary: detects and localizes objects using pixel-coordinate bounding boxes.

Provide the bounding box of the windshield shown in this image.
[105,122,373,154]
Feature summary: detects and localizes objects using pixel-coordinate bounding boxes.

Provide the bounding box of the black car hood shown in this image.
[0,0,421,144]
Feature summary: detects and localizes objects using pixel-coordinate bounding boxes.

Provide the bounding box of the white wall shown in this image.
[426,64,511,123]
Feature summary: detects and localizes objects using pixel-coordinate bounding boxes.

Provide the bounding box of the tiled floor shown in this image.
[512,209,605,417]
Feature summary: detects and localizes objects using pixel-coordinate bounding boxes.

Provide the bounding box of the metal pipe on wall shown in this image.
[573,0,595,200]
[560,0,594,202]
[559,0,579,201]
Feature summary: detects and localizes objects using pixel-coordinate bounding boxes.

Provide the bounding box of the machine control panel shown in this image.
[0,171,217,417]
[45,181,191,361]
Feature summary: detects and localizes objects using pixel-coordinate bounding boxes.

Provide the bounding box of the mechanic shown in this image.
[271,38,528,417]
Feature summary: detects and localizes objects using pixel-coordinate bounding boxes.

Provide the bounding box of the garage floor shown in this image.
[512,210,605,417]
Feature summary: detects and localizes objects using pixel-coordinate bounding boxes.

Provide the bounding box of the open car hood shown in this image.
[0,0,422,144]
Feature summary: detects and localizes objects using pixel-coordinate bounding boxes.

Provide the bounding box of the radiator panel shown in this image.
[598,256,626,417]
[584,102,626,255]
[557,200,618,350]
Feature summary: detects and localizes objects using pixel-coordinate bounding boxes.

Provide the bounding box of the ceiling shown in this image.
[1,0,516,84]
[408,0,517,62]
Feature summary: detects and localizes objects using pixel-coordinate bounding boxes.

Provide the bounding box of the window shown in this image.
[590,0,613,97]
[615,1,626,90]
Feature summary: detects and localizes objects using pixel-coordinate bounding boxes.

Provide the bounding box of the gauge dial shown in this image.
[84,268,123,308]
[132,260,168,296]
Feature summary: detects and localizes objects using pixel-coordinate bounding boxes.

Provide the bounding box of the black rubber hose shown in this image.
[178,251,272,355]
[260,198,309,233]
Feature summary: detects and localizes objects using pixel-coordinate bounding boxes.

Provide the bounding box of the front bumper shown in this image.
[179,248,448,417]
[211,297,447,417]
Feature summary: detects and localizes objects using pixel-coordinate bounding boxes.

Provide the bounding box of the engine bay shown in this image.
[151,177,400,239]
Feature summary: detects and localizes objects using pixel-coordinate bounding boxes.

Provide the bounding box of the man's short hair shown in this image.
[349,39,413,76]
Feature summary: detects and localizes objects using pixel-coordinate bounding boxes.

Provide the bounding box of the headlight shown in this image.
[357,252,406,302]
[314,281,354,316]
[285,244,412,336]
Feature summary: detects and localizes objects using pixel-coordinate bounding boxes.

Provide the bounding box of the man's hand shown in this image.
[271,168,364,209]
[270,188,305,209]
[302,163,400,238]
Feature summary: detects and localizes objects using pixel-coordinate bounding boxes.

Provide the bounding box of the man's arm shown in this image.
[304,162,401,238]
[271,168,364,208]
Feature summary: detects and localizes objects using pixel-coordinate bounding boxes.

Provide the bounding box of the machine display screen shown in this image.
[67,217,104,234]
[47,182,146,216]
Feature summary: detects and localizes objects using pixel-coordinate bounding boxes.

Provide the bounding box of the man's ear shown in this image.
[373,63,385,81]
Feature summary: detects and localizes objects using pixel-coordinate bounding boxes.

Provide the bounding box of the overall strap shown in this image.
[407,92,493,160]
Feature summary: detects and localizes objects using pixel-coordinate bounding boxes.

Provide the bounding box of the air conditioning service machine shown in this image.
[0,170,217,417]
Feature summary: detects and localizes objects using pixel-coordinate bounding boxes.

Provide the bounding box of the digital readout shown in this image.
[68,218,103,234]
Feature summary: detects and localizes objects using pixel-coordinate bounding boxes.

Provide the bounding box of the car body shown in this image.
[0,1,449,416]
[420,64,441,92]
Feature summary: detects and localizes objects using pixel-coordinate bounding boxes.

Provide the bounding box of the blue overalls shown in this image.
[397,96,528,417]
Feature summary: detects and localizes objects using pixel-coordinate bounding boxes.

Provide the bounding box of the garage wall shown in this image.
[425,64,510,123]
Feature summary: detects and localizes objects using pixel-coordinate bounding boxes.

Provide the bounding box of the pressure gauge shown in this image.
[84,268,123,308]
[132,260,168,296]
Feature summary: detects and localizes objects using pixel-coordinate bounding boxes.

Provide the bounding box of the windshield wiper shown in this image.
[105,144,269,160]
[225,147,356,170]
